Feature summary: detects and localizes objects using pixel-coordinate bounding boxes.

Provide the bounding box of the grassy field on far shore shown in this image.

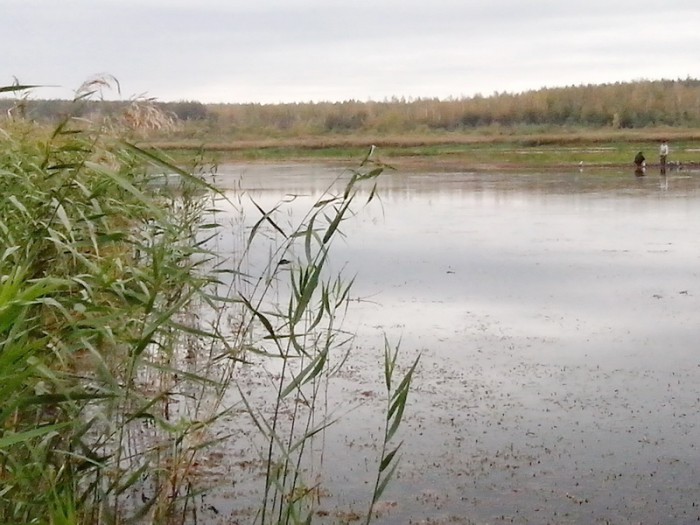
[146,128,700,171]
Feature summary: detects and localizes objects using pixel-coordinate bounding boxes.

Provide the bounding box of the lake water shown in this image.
[203,164,700,524]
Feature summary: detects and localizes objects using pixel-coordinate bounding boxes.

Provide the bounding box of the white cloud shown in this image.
[3,0,699,103]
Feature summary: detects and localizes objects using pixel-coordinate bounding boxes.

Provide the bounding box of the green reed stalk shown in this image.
[1,82,417,524]
[0,84,226,524]
[232,149,421,524]
[365,338,420,525]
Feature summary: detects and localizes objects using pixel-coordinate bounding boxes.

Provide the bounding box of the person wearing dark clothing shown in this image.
[634,151,646,176]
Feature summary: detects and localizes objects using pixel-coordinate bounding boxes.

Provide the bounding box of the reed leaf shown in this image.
[279,345,329,398]
[0,423,69,448]
[371,461,400,505]
[322,198,353,244]
[249,198,287,243]
[0,84,40,93]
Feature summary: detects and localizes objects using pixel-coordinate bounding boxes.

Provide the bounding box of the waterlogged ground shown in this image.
[199,164,700,524]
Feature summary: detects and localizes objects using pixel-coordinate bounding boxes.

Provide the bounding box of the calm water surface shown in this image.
[205,164,700,524]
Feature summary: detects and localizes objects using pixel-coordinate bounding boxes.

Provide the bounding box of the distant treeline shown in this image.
[3,78,700,136]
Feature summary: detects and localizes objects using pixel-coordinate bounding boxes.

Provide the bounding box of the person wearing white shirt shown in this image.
[659,139,669,169]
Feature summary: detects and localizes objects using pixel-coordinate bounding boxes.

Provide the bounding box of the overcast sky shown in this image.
[3,0,699,104]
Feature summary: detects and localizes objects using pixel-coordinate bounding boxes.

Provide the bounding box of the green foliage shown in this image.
[232,151,395,525]
[1,83,413,525]
[0,91,224,524]
[364,339,419,524]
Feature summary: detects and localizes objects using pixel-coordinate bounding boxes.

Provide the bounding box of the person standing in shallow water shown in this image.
[659,140,669,171]
[634,151,646,176]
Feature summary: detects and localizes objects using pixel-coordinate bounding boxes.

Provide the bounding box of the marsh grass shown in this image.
[364,338,419,525]
[1,84,415,524]
[203,146,421,524]
[149,133,700,171]
[0,94,225,523]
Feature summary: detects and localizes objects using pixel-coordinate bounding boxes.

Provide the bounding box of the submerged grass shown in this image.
[1,85,414,524]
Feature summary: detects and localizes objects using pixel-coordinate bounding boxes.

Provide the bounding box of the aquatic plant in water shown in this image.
[0,82,416,524]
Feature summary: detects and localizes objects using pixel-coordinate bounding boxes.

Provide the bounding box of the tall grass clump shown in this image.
[0,81,225,524]
[0,81,417,524]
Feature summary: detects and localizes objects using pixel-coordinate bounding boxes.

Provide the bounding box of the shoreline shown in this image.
[202,155,700,174]
[144,134,700,173]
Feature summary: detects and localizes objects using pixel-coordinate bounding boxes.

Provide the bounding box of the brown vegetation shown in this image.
[3,78,700,142]
[191,78,700,136]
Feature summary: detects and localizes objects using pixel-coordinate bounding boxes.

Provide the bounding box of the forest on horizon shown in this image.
[3,78,700,139]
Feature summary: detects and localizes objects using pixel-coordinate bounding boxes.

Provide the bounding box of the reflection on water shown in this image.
[210,164,700,524]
